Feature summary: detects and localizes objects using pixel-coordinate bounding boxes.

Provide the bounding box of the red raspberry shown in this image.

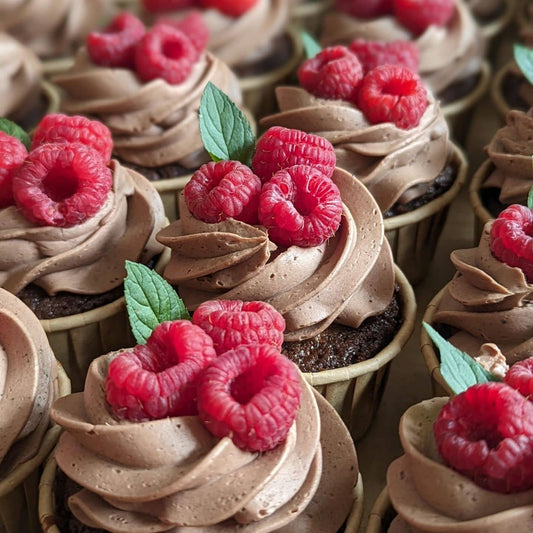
[154,11,209,60]
[490,205,533,283]
[135,24,197,85]
[197,344,301,451]
[258,165,343,248]
[434,383,533,493]
[0,132,27,208]
[192,300,285,355]
[357,65,427,129]
[393,0,455,35]
[252,127,336,183]
[505,358,533,399]
[86,12,146,69]
[203,0,259,17]
[184,160,261,224]
[298,46,363,102]
[335,0,394,18]
[32,114,113,163]
[348,39,419,74]
[12,143,112,227]
[106,320,217,421]
[142,0,200,11]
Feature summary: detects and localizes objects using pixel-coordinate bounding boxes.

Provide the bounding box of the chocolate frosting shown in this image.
[483,108,533,205]
[260,87,451,213]
[434,221,533,365]
[0,160,165,296]
[321,0,485,96]
[0,0,110,58]
[157,167,395,342]
[387,398,533,532]
[51,350,358,532]
[0,288,58,478]
[54,49,242,168]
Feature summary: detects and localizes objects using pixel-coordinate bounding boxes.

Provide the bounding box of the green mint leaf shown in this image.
[423,322,500,395]
[301,31,322,59]
[0,118,31,149]
[528,182,533,210]
[124,261,190,344]
[514,43,533,85]
[199,82,255,165]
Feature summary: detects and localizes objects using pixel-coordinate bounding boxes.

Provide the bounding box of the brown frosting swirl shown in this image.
[387,398,533,532]
[53,49,242,169]
[157,167,395,342]
[434,221,533,365]
[321,0,485,96]
[51,350,358,532]
[0,0,110,59]
[0,288,58,478]
[261,87,451,213]
[0,160,165,296]
[483,108,533,205]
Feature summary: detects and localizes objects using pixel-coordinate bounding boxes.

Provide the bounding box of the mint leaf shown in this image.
[528,183,533,210]
[301,31,322,59]
[124,261,190,344]
[514,43,533,85]
[0,118,31,149]
[199,82,255,165]
[423,322,500,395]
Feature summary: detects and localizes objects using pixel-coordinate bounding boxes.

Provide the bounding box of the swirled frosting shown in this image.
[387,398,533,532]
[321,0,484,96]
[51,350,358,532]
[0,32,42,119]
[0,0,110,59]
[0,160,165,296]
[53,49,242,169]
[157,167,395,342]
[434,221,533,365]
[482,108,533,205]
[0,288,58,479]
[261,87,451,213]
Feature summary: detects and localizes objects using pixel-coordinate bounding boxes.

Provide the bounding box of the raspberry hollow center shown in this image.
[384,78,417,97]
[293,191,318,216]
[42,169,78,202]
[163,39,186,59]
[231,365,267,404]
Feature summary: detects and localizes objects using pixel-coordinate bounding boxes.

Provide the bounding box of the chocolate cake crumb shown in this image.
[438,72,480,105]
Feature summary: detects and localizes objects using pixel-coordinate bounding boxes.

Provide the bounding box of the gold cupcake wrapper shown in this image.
[289,0,333,36]
[490,60,516,123]
[478,0,516,42]
[469,158,494,240]
[366,486,394,533]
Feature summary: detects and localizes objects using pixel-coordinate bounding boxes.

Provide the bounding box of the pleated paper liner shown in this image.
[384,142,468,286]
[469,158,494,240]
[0,362,70,533]
[516,0,532,34]
[39,246,170,393]
[366,486,395,533]
[304,265,416,442]
[289,0,333,35]
[478,0,516,50]
[490,61,520,124]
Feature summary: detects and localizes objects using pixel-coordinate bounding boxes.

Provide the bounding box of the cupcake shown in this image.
[289,0,333,34]
[0,114,166,391]
[0,287,70,533]
[464,0,515,42]
[53,11,245,221]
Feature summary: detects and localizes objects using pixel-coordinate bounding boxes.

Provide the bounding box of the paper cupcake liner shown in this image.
[516,0,531,32]
[478,0,516,42]
[240,25,303,120]
[490,61,515,123]
[39,248,170,393]
[304,265,416,441]
[384,142,468,286]
[469,158,494,239]
[366,486,394,533]
[289,0,333,35]
[0,362,70,533]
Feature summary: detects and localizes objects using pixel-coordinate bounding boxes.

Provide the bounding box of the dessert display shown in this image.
[0,287,70,533]
[0,114,166,391]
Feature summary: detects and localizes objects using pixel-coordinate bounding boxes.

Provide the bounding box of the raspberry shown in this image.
[357,65,427,129]
[135,24,197,85]
[335,0,394,18]
[154,11,209,60]
[142,0,200,11]
[348,39,419,74]
[106,320,217,421]
[393,0,455,35]
[192,300,285,355]
[298,46,363,102]
[197,344,301,451]
[0,132,27,208]
[434,383,533,493]
[252,127,336,183]
[505,358,533,399]
[490,205,533,283]
[184,160,261,224]
[202,0,259,17]
[12,143,112,227]
[86,12,146,69]
[32,114,113,163]
[258,165,343,248]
